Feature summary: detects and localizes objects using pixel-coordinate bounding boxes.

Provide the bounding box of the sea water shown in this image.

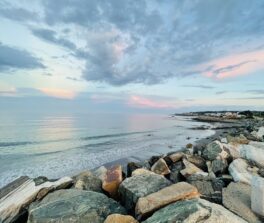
[0,112,214,188]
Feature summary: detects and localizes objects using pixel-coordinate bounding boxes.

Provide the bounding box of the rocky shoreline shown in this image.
[1,111,264,223]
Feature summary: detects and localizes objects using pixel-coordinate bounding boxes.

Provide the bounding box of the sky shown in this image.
[0,0,264,113]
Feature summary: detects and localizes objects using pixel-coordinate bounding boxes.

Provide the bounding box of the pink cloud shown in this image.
[128,95,178,109]
[202,50,264,79]
[38,88,76,99]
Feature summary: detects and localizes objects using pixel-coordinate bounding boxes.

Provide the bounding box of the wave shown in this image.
[81,130,153,141]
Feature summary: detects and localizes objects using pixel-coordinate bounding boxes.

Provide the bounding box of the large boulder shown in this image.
[151,158,170,175]
[102,165,123,198]
[223,182,262,222]
[251,176,264,218]
[135,182,199,218]
[118,173,171,213]
[249,141,264,149]
[229,158,259,185]
[203,141,228,161]
[142,199,247,223]
[28,189,126,223]
[239,144,264,167]
[104,214,138,223]
[187,175,224,204]
[74,171,102,192]
[0,176,72,223]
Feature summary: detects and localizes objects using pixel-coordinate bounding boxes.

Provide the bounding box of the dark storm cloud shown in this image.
[0,43,45,71]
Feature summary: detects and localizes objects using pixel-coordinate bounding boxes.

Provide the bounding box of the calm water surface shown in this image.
[0,112,214,188]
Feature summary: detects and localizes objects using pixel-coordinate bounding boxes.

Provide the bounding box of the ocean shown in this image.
[0,112,214,188]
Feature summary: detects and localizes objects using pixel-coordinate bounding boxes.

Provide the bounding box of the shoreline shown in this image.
[1,112,264,222]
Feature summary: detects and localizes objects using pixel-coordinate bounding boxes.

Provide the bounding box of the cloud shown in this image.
[215,91,227,95]
[182,84,215,89]
[38,87,76,99]
[128,95,180,109]
[0,1,39,22]
[202,50,264,80]
[4,0,264,85]
[0,43,45,72]
[246,90,264,95]
[31,28,77,51]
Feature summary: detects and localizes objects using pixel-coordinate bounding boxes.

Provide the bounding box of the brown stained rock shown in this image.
[104,214,138,223]
[151,158,170,175]
[136,182,199,218]
[168,152,184,163]
[102,165,123,198]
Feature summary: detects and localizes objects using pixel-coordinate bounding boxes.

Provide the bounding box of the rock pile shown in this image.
[1,117,264,222]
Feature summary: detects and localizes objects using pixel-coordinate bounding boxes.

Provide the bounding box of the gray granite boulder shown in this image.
[211,159,228,175]
[119,173,171,212]
[74,171,102,192]
[142,199,247,223]
[203,141,224,161]
[27,189,126,223]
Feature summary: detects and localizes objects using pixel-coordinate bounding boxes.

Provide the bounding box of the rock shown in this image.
[180,158,208,178]
[102,165,123,198]
[104,214,138,223]
[28,189,126,223]
[132,168,155,176]
[226,134,249,144]
[229,158,259,185]
[186,154,207,170]
[74,170,102,192]
[249,141,264,149]
[186,143,193,149]
[203,141,228,161]
[219,174,233,186]
[127,162,142,177]
[149,155,162,166]
[221,138,228,143]
[223,182,262,222]
[252,126,264,141]
[151,158,170,175]
[168,152,184,163]
[211,159,228,175]
[0,176,73,223]
[206,161,216,179]
[223,143,240,159]
[136,182,199,218]
[187,176,223,204]
[258,168,264,177]
[169,161,184,183]
[119,173,171,212]
[142,199,247,223]
[94,166,107,181]
[239,144,264,167]
[251,176,264,217]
